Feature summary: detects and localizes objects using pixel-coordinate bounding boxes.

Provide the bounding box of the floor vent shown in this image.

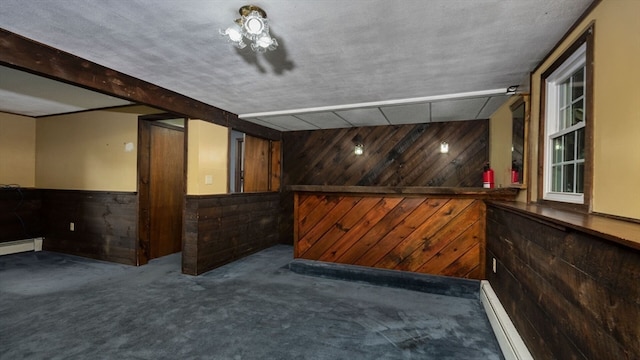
[481,280,533,360]
[0,238,43,256]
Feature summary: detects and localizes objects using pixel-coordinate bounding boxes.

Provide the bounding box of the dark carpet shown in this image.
[0,245,503,359]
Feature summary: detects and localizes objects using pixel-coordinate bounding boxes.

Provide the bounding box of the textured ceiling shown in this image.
[0,0,592,130]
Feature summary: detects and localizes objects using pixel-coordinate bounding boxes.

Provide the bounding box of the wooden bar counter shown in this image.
[290,185,518,280]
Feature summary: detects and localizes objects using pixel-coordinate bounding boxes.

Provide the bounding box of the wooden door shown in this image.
[244,135,270,192]
[148,123,184,259]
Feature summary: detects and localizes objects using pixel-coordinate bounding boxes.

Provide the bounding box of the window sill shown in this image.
[487,201,640,251]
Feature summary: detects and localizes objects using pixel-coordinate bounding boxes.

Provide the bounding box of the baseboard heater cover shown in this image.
[0,238,44,256]
[481,280,533,360]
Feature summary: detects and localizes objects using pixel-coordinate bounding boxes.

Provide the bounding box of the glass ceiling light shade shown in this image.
[220,5,278,53]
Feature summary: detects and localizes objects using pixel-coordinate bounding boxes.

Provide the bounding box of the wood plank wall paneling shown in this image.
[282,120,488,187]
[41,190,137,265]
[0,188,42,242]
[295,193,486,280]
[280,120,489,245]
[183,192,281,275]
[486,205,640,360]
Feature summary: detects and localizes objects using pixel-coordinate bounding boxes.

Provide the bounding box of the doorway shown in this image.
[137,115,185,265]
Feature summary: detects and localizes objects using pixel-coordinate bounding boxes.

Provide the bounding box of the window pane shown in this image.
[559,82,568,108]
[577,127,585,160]
[565,106,573,129]
[552,165,562,192]
[563,133,575,161]
[576,163,584,194]
[559,107,567,131]
[553,137,563,164]
[563,164,575,193]
[572,67,584,101]
[572,99,584,126]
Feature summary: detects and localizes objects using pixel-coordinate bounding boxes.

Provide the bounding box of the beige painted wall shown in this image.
[527,0,640,219]
[187,119,228,195]
[0,112,36,187]
[36,110,139,191]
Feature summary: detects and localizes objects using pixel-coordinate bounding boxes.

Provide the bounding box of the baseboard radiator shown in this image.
[481,280,533,360]
[0,238,44,256]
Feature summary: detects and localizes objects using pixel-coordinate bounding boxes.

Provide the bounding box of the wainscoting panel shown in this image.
[486,203,640,360]
[183,192,281,275]
[0,187,42,243]
[41,190,137,265]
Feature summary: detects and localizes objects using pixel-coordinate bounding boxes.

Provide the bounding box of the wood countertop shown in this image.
[488,201,640,251]
[287,185,519,200]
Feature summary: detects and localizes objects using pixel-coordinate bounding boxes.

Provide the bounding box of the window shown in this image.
[543,42,587,204]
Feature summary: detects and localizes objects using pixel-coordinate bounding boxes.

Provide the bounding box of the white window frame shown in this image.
[543,43,586,204]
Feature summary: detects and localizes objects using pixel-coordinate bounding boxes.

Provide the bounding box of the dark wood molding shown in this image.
[584,24,595,212]
[0,28,280,140]
[287,185,518,200]
[137,119,152,265]
[488,201,640,251]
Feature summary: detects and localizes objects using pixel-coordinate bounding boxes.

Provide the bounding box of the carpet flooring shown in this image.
[0,245,503,359]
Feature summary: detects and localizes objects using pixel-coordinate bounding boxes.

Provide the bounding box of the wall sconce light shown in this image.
[353,134,364,156]
[440,141,449,154]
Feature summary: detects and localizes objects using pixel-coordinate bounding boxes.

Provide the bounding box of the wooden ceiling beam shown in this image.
[0,28,281,140]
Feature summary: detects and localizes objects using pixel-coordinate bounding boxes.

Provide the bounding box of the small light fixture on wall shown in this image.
[353,134,364,156]
[440,141,449,154]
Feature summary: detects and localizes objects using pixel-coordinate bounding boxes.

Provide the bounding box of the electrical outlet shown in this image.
[70,222,75,231]
[492,257,497,273]
[204,175,213,185]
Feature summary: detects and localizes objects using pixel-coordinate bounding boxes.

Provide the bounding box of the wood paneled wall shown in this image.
[41,190,137,265]
[295,193,486,279]
[183,192,281,275]
[486,204,640,360]
[0,188,42,243]
[280,120,489,244]
[283,120,488,187]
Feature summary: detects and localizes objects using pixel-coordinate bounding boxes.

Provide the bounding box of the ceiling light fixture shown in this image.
[220,5,278,53]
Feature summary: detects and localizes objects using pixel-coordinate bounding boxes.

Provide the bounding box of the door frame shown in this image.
[137,113,187,265]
